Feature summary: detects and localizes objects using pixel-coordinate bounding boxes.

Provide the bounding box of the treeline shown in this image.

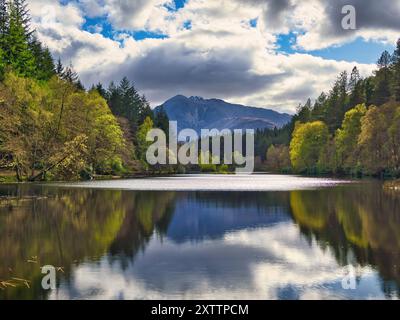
[263,39,400,177]
[0,0,169,181]
[0,0,55,80]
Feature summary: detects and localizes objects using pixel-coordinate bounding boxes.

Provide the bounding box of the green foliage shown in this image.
[289,121,329,173]
[358,102,400,176]
[263,38,400,177]
[335,104,367,172]
[154,106,170,138]
[0,72,124,181]
[136,116,154,168]
[0,0,55,80]
[265,144,291,172]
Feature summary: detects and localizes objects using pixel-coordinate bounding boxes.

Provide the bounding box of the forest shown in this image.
[0,0,170,182]
[1,0,400,181]
[260,39,400,178]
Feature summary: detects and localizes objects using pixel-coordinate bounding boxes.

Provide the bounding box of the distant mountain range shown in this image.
[155,95,291,134]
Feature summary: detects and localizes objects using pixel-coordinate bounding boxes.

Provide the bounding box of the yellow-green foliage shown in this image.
[289,121,329,172]
[137,116,154,168]
[266,144,291,172]
[335,104,367,170]
[0,72,125,181]
[357,102,400,175]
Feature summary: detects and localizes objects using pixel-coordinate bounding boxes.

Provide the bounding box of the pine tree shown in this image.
[6,0,36,76]
[62,63,79,84]
[12,0,32,38]
[348,67,365,108]
[373,50,392,105]
[55,57,64,77]
[348,66,360,92]
[154,106,170,137]
[30,36,55,80]
[107,81,122,115]
[391,39,400,102]
[0,0,6,77]
[326,71,348,132]
[364,77,375,107]
[0,0,8,47]
[139,95,154,124]
[119,77,141,127]
[95,82,107,99]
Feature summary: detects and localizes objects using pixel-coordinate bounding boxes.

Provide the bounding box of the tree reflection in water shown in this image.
[0,180,399,299]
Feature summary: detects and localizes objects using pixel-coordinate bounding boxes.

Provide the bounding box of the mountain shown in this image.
[155,95,292,134]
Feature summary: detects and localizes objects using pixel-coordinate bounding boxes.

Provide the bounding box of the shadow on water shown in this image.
[0,180,399,299]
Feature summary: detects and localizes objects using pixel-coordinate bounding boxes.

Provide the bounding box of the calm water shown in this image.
[0,175,399,300]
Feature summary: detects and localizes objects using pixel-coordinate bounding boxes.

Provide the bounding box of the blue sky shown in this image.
[80,0,395,64]
[276,33,395,64]
[31,0,400,112]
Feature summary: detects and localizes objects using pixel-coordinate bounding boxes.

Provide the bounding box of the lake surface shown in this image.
[0,175,399,300]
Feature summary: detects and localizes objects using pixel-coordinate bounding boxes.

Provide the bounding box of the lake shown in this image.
[0,175,399,300]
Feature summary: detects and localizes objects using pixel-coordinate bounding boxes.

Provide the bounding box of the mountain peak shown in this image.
[189,96,204,101]
[157,96,292,133]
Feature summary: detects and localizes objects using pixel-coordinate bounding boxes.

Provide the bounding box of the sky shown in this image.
[28,0,400,114]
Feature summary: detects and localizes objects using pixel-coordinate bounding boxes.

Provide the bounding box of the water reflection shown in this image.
[0,179,399,300]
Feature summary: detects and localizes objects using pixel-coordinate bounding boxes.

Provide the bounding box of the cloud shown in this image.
[28,0,382,113]
[295,0,400,50]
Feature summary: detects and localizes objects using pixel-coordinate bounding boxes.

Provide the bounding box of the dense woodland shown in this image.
[0,0,170,182]
[260,39,400,178]
[1,0,400,181]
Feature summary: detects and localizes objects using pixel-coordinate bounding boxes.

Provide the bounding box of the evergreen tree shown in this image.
[348,66,360,92]
[0,0,8,48]
[63,64,78,83]
[76,79,85,91]
[30,36,55,80]
[311,92,327,122]
[55,57,64,77]
[95,82,107,99]
[107,81,122,115]
[118,77,142,128]
[326,71,348,132]
[0,0,6,76]
[364,77,375,106]
[348,67,365,108]
[12,0,32,38]
[6,0,36,76]
[373,50,392,105]
[154,106,170,136]
[139,95,154,124]
[391,39,400,102]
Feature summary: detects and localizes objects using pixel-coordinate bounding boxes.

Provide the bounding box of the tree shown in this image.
[95,82,107,99]
[12,0,32,38]
[364,77,375,107]
[348,67,365,108]
[373,51,392,106]
[55,57,64,77]
[325,71,348,132]
[391,39,400,102]
[335,104,367,172]
[0,72,125,181]
[311,92,327,121]
[0,0,8,67]
[154,106,169,137]
[290,121,329,173]
[62,63,79,84]
[6,0,36,77]
[358,105,390,176]
[30,36,55,80]
[265,144,291,172]
[138,95,154,124]
[136,116,154,168]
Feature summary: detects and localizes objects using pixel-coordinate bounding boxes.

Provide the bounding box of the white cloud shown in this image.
[28,0,384,113]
